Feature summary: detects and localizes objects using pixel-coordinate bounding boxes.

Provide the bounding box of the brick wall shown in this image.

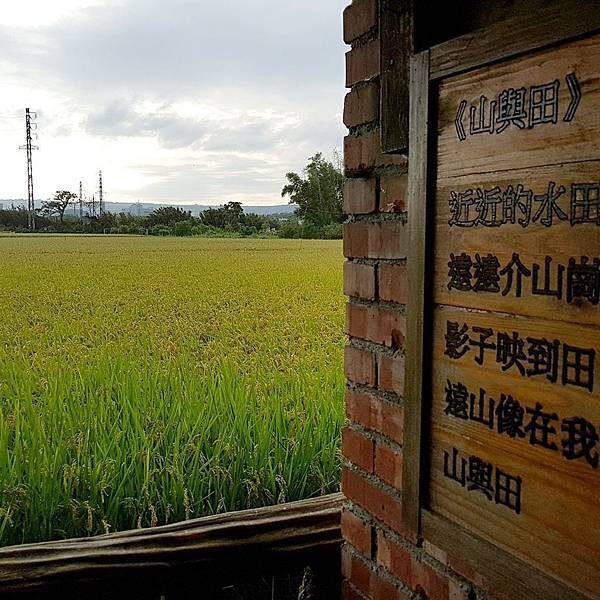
[341,2,480,598]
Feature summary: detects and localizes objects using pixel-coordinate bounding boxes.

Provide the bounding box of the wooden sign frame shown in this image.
[403,5,600,598]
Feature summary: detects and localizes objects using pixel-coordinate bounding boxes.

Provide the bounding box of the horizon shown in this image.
[0,197,297,211]
[0,1,347,207]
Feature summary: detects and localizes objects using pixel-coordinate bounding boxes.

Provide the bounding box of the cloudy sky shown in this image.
[0,0,347,206]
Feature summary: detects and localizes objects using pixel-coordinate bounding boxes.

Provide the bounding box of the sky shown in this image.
[0,0,348,206]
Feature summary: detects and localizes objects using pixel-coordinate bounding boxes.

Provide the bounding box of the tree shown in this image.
[281,153,344,227]
[145,206,191,226]
[200,202,245,228]
[42,191,78,224]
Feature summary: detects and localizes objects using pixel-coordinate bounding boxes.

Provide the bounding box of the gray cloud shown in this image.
[85,102,210,148]
[0,0,348,204]
[0,0,347,103]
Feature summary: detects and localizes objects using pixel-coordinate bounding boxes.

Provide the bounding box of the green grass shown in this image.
[0,236,345,546]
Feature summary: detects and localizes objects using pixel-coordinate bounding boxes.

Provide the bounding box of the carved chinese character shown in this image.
[562,344,595,392]
[495,469,522,514]
[469,326,496,366]
[473,253,501,293]
[495,394,525,439]
[496,87,527,133]
[567,257,600,305]
[444,447,466,486]
[444,322,470,360]
[525,402,559,450]
[449,189,478,227]
[470,95,497,135]
[561,417,599,468]
[532,256,564,299]
[444,380,469,420]
[502,184,533,227]
[529,79,560,128]
[500,253,531,297]
[476,186,504,226]
[571,183,600,225]
[497,331,527,375]
[467,456,494,500]
[448,253,473,291]
[469,387,495,429]
[532,181,568,227]
[526,337,560,383]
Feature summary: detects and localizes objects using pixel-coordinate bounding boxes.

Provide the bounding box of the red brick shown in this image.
[342,580,367,600]
[346,390,403,438]
[345,345,377,386]
[343,427,375,473]
[345,130,407,173]
[378,533,452,599]
[344,82,380,128]
[345,261,376,299]
[344,222,368,258]
[344,221,407,259]
[378,354,405,397]
[346,389,404,443]
[346,303,406,349]
[346,40,379,87]
[346,388,375,430]
[375,442,403,488]
[371,570,410,600]
[342,467,406,534]
[380,399,404,443]
[342,545,372,596]
[343,0,378,43]
[377,530,412,584]
[379,262,408,304]
[341,507,372,557]
[379,174,407,212]
[344,178,377,214]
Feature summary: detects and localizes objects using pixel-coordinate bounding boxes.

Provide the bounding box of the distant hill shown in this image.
[1,200,297,217]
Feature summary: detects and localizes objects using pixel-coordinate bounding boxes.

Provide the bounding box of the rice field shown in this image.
[0,235,345,547]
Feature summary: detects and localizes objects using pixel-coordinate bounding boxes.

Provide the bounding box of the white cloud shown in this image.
[0,0,347,206]
[0,0,107,28]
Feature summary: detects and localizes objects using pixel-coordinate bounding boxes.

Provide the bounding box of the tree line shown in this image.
[0,153,344,239]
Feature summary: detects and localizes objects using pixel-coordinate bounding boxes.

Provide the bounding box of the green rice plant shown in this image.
[0,236,345,546]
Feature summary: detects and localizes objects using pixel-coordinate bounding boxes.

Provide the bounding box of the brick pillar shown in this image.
[341,2,475,599]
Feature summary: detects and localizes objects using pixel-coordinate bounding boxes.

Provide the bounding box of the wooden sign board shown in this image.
[428,34,600,596]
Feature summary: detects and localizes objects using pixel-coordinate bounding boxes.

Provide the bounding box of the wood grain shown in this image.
[429,305,600,597]
[427,32,600,597]
[423,511,586,600]
[434,161,600,325]
[0,494,343,596]
[380,0,413,153]
[437,34,600,179]
[429,0,600,80]
[402,50,431,539]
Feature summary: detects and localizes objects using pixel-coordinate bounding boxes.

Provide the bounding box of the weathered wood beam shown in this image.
[0,493,344,596]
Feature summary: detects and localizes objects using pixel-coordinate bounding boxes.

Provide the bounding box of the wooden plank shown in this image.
[429,0,600,80]
[425,28,600,597]
[0,494,343,596]
[380,0,413,153]
[422,511,586,600]
[437,34,600,179]
[433,161,600,325]
[428,305,600,596]
[402,49,430,539]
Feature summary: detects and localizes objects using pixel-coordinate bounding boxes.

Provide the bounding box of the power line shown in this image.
[18,108,39,230]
